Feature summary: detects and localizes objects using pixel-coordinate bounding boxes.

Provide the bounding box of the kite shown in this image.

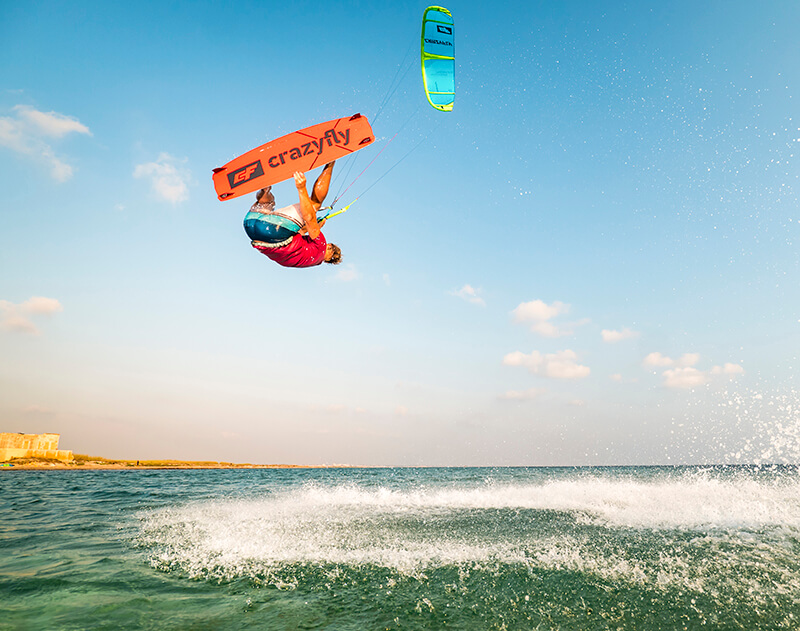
[421,6,455,112]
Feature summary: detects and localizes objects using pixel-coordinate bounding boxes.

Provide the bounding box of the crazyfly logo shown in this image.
[425,38,453,46]
[228,160,264,189]
[266,128,352,169]
[437,25,453,35]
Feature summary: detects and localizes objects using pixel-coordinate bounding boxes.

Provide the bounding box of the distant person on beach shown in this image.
[243,162,343,268]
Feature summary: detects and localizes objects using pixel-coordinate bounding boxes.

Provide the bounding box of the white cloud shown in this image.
[512,299,587,337]
[21,296,63,314]
[645,352,744,389]
[0,105,91,181]
[643,352,699,368]
[711,363,745,376]
[503,350,538,369]
[0,296,63,335]
[0,118,25,151]
[1,314,38,334]
[602,327,640,343]
[663,367,709,389]
[499,387,547,401]
[610,373,623,382]
[133,153,191,203]
[382,274,391,286]
[529,320,561,337]
[513,299,568,322]
[15,105,91,138]
[544,351,592,379]
[334,263,360,282]
[450,284,485,306]
[503,349,590,380]
[643,352,673,367]
[679,353,701,367]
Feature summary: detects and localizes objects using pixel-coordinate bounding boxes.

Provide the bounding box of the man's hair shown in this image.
[326,243,342,265]
[256,186,271,202]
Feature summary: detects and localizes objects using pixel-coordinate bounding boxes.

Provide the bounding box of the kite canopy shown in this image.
[421,6,455,112]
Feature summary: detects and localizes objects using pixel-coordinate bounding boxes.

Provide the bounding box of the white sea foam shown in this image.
[136,470,800,594]
[676,387,800,464]
[516,473,800,530]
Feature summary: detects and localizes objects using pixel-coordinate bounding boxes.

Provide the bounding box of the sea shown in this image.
[2,466,799,630]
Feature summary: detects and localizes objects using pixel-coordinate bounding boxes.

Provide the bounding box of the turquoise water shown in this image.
[2,466,799,630]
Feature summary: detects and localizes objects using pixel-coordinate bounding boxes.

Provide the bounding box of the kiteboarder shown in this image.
[244,162,342,268]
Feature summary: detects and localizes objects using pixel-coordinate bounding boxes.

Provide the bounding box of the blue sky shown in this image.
[1,0,798,466]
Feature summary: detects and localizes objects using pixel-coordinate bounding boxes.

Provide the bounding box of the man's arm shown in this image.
[294,171,324,239]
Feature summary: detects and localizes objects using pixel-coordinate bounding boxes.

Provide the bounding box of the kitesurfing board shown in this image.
[213,114,374,201]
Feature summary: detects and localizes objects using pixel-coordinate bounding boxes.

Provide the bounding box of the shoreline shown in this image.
[0,458,360,471]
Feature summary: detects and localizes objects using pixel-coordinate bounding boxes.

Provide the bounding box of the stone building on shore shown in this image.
[0,433,74,462]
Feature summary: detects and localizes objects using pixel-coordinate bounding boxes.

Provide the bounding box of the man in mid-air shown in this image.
[243,161,342,268]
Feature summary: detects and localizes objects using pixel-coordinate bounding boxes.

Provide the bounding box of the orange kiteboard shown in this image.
[212,113,374,201]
